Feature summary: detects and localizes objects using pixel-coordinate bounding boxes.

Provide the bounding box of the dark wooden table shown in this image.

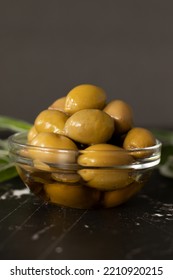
[0,169,173,260]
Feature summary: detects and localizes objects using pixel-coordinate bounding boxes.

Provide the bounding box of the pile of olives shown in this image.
[23,84,156,208]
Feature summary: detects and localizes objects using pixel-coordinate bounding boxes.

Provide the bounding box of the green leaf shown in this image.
[152,129,173,178]
[0,139,9,150]
[151,129,173,165]
[0,150,9,158]
[0,115,32,183]
[0,115,32,132]
[0,157,9,164]
[151,128,173,145]
[159,155,173,179]
[0,163,18,183]
[160,145,173,165]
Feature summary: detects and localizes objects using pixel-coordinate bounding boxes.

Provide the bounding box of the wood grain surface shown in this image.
[0,170,173,260]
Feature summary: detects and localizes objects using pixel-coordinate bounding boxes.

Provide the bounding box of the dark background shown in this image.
[0,0,173,128]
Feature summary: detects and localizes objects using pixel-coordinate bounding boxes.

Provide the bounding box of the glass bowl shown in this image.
[8,132,162,209]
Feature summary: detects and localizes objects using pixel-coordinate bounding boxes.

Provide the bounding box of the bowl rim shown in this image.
[8,131,162,153]
[8,132,162,170]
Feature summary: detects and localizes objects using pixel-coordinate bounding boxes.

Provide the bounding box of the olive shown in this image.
[48,96,66,113]
[29,132,78,167]
[78,143,134,166]
[78,169,133,191]
[65,84,107,114]
[103,99,133,135]
[123,127,156,158]
[27,126,38,143]
[34,109,68,134]
[44,183,100,209]
[52,171,81,183]
[102,181,143,208]
[31,132,77,150]
[64,109,114,145]
[78,144,134,190]
[33,160,58,172]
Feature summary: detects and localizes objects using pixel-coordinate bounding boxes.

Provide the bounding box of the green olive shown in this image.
[103,99,133,134]
[48,96,66,113]
[102,181,143,208]
[78,143,134,166]
[32,160,57,172]
[123,127,156,158]
[44,183,100,209]
[27,126,38,143]
[51,171,81,183]
[31,132,77,150]
[64,109,114,145]
[78,169,133,191]
[78,144,134,190]
[29,132,78,167]
[34,109,68,134]
[65,84,107,114]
